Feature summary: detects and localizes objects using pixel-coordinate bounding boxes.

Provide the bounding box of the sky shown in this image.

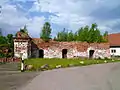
[0,0,120,38]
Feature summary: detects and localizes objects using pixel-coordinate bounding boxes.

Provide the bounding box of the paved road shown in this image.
[0,63,39,90]
[20,63,120,90]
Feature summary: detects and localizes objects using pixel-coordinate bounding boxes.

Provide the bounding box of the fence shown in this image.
[0,57,21,63]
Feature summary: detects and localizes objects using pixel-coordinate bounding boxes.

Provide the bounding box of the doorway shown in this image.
[89,50,94,58]
[39,49,44,58]
[62,49,67,58]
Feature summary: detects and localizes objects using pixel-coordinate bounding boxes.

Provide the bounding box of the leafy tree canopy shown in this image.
[55,23,108,43]
[40,22,52,42]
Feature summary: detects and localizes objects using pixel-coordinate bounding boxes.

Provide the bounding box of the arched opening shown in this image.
[62,49,67,58]
[39,49,44,58]
[89,50,94,58]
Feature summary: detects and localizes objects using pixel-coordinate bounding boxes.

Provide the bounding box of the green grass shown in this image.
[24,58,120,71]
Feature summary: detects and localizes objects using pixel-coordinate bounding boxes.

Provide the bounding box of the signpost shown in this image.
[20,53,24,72]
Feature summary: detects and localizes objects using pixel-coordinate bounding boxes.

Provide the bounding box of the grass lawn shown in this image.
[24,58,120,71]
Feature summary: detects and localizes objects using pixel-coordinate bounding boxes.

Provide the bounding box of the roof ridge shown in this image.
[109,32,120,35]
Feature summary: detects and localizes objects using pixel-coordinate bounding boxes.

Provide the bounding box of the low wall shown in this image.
[0,57,21,63]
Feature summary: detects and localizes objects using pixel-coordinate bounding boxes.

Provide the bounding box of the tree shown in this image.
[0,28,14,57]
[7,34,13,46]
[0,28,2,36]
[94,28,103,43]
[74,32,78,41]
[54,23,108,43]
[40,22,52,42]
[6,34,14,57]
[60,28,68,41]
[81,25,89,42]
[87,24,95,43]
[76,27,84,41]
[20,25,28,34]
[55,28,73,41]
[67,31,74,41]
[103,31,108,37]
[103,31,108,42]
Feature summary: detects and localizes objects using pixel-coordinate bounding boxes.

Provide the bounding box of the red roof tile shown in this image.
[108,33,120,46]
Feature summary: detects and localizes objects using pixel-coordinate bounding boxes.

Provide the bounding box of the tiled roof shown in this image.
[108,33,120,46]
[90,43,110,49]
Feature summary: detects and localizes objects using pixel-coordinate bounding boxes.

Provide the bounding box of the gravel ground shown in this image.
[20,62,120,90]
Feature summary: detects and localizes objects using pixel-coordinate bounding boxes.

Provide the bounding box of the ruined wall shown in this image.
[44,48,61,58]
[34,42,111,59]
[43,48,88,58]
[87,47,111,59]
[14,38,110,59]
[43,47,110,59]
[43,48,78,58]
[93,49,111,59]
[33,48,111,59]
[67,48,75,58]
[43,47,87,58]
[73,51,88,58]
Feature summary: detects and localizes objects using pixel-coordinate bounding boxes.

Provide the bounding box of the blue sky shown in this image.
[0,0,120,37]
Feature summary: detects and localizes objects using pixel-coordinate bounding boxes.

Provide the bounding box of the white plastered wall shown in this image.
[110,47,120,56]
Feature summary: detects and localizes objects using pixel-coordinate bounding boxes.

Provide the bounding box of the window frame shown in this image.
[111,49,116,53]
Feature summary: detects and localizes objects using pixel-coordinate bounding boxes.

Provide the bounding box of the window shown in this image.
[111,49,116,53]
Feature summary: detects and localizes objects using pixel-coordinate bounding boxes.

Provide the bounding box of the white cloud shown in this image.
[11,0,36,3]
[0,3,29,35]
[0,0,9,5]
[0,0,120,37]
[0,0,46,37]
[27,16,45,37]
[50,13,94,30]
[29,0,120,33]
[0,4,29,26]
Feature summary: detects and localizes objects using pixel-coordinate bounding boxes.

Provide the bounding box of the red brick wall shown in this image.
[0,57,21,63]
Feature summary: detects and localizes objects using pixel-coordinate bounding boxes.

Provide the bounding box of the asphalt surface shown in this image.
[0,63,39,90]
[20,63,120,90]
